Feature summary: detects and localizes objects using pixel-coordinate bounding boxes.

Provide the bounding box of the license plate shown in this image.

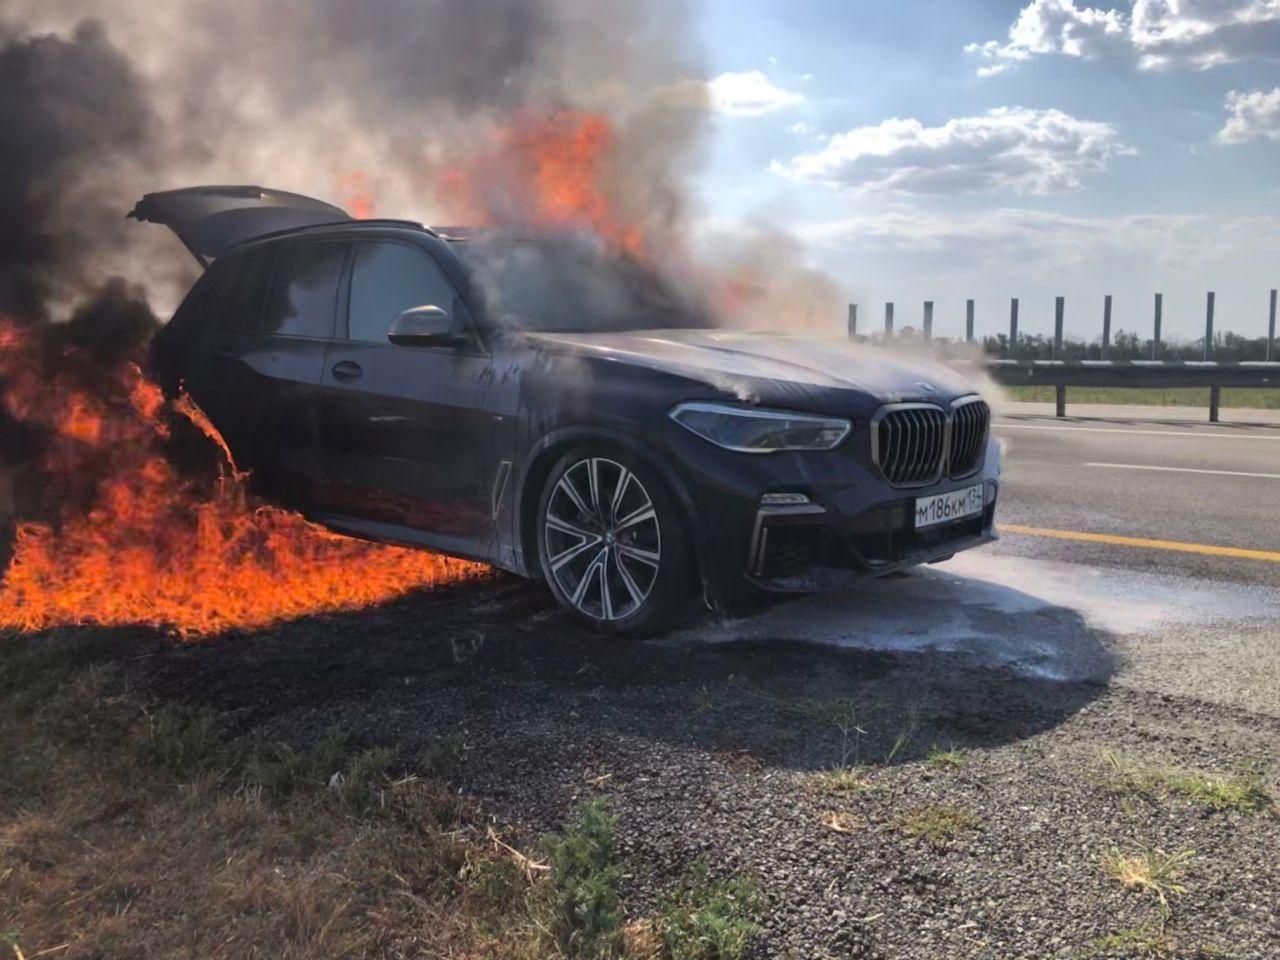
[914,483,985,530]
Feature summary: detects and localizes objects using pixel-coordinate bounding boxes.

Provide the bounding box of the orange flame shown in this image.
[335,171,376,220]
[440,109,647,256]
[0,318,484,636]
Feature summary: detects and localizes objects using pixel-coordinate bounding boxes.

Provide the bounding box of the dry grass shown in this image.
[0,633,546,960]
[893,805,981,845]
[804,766,873,796]
[1101,847,1195,911]
[0,632,764,960]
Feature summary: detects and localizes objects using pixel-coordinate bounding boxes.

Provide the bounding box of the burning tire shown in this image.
[537,448,696,636]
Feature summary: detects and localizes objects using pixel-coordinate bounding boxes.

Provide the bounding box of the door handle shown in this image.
[331,360,363,381]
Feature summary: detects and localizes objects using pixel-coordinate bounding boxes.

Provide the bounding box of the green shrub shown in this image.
[545,798,622,959]
[660,861,761,960]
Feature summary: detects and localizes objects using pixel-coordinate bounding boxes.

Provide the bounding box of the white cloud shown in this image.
[967,0,1280,75]
[795,207,1280,339]
[1218,86,1280,142]
[708,70,805,117]
[771,107,1132,195]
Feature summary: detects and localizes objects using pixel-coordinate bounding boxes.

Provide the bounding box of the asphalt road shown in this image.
[989,406,1280,587]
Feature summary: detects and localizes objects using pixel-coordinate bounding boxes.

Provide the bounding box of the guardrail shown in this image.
[983,359,1280,421]
[848,289,1278,422]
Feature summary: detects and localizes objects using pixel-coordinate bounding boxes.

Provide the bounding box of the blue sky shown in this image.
[689,0,1280,342]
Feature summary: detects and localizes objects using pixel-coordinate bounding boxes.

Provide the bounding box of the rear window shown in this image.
[212,246,276,331]
[261,242,347,338]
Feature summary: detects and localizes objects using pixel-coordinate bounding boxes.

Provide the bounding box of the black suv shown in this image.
[137,186,1000,635]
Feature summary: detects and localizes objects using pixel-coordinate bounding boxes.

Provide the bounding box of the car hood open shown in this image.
[128,186,350,265]
[524,329,978,405]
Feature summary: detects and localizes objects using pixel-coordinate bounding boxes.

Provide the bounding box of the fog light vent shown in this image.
[760,492,811,506]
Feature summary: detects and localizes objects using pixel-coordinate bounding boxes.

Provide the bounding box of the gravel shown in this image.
[146,574,1280,959]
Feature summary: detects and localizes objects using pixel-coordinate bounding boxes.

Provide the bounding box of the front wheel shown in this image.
[536,448,697,637]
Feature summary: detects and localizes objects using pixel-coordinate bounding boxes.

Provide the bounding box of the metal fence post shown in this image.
[1204,291,1215,361]
[1009,298,1019,355]
[923,300,933,342]
[966,299,975,343]
[1054,297,1066,417]
[1102,295,1112,360]
[1054,296,1065,359]
[885,302,894,337]
[848,303,858,339]
[1269,289,1277,362]
[1153,293,1162,360]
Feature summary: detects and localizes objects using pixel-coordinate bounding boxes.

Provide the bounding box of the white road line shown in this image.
[995,423,1280,441]
[1085,462,1280,480]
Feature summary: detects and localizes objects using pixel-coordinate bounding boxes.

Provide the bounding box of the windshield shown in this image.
[452,234,715,334]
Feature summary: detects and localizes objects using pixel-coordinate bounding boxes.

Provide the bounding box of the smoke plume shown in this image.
[1,0,710,316]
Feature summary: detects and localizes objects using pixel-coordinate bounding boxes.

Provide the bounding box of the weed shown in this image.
[1090,924,1227,959]
[1100,751,1272,814]
[544,798,623,959]
[926,744,967,769]
[894,805,981,845]
[1101,847,1195,913]
[805,766,871,795]
[135,704,221,775]
[659,861,761,960]
[1092,924,1178,958]
[1165,768,1271,813]
[242,730,349,800]
[797,697,867,768]
[420,733,465,777]
[339,747,396,812]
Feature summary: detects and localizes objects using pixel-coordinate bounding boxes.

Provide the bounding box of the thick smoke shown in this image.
[0,19,155,322]
[1,0,710,316]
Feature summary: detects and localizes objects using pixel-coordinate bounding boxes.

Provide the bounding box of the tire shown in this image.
[536,446,697,637]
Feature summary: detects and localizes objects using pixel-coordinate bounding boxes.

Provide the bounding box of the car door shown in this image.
[228,240,346,504]
[175,245,276,472]
[318,238,495,546]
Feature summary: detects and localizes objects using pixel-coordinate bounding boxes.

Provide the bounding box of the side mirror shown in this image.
[387,305,466,347]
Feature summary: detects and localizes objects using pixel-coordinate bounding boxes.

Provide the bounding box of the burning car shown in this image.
[136,186,1000,636]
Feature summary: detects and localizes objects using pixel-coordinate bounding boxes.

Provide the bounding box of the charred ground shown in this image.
[4,572,1277,959]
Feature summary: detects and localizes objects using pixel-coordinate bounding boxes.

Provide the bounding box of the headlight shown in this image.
[669,402,851,453]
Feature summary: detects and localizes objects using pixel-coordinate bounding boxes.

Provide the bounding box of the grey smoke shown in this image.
[1,0,710,316]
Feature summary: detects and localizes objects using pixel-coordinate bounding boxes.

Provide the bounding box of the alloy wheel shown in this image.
[543,457,662,621]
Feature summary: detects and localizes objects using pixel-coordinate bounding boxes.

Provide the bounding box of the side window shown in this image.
[214,247,275,331]
[261,243,346,338]
[347,241,457,343]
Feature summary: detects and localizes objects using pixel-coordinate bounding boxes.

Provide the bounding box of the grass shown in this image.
[1004,385,1280,409]
[805,766,873,795]
[544,799,624,959]
[1091,924,1180,958]
[658,862,761,960]
[1101,751,1273,814]
[0,633,552,959]
[0,632,767,960]
[926,743,968,769]
[1101,848,1195,912]
[893,804,981,845]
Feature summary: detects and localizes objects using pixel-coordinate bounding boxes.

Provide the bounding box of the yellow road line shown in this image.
[1000,524,1280,564]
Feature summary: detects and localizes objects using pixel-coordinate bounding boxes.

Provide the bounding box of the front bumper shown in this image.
[745,483,998,592]
[667,421,1002,608]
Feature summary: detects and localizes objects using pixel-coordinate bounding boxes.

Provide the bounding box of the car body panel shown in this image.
[128,186,350,264]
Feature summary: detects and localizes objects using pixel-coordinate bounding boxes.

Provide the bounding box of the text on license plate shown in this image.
[914,483,985,529]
